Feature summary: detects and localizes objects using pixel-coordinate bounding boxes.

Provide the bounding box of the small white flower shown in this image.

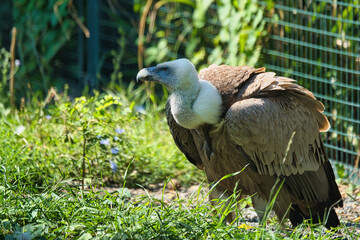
[15,59,21,67]
[111,147,119,155]
[135,105,146,114]
[115,128,125,134]
[109,160,117,173]
[15,125,25,135]
[100,139,110,145]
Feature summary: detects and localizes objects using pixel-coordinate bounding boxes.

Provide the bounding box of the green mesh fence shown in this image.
[0,0,12,48]
[53,0,139,95]
[263,0,360,175]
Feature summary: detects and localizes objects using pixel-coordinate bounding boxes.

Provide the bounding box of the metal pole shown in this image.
[87,0,100,92]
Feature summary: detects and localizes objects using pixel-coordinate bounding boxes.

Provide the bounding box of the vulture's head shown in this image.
[137,58,222,129]
[136,58,200,92]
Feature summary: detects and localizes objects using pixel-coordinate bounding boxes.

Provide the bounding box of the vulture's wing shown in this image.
[225,72,330,176]
[165,101,204,169]
[225,73,341,205]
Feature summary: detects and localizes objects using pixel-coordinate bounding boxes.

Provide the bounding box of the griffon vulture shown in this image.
[136,58,343,228]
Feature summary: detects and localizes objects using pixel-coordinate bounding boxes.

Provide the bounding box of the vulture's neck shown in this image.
[169,80,222,129]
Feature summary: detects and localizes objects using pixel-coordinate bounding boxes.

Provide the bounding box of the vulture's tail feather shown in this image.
[289,204,340,229]
[289,205,305,227]
[323,208,340,228]
[311,206,340,228]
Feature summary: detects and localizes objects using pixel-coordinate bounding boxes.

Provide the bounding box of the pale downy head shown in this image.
[137,58,223,129]
[136,58,200,92]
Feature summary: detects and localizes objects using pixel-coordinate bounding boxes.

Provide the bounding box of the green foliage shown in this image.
[335,163,348,179]
[13,0,76,94]
[5,0,268,102]
[140,0,266,69]
[209,0,266,66]
[0,83,202,189]
[53,93,129,185]
[0,48,19,114]
[0,48,11,105]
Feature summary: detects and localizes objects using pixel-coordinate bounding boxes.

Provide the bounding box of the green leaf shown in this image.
[193,0,214,28]
[78,232,93,240]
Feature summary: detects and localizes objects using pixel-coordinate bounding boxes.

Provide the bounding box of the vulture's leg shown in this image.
[251,195,267,223]
[209,187,236,223]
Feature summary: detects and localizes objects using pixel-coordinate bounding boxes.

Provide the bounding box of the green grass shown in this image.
[0,84,358,239]
[1,180,355,239]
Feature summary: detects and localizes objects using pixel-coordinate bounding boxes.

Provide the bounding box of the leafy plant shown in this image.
[137,0,267,70]
[13,0,77,97]
[54,93,128,187]
[0,48,11,105]
[0,48,20,109]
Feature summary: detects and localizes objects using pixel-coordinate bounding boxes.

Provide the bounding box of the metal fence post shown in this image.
[77,0,85,94]
[87,0,100,92]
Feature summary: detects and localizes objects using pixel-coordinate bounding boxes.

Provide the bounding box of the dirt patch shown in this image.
[121,181,360,224]
[337,183,360,222]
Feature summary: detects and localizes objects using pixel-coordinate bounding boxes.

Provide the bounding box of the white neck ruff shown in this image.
[170,80,222,129]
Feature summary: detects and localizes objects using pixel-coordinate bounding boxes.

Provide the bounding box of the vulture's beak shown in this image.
[136,67,156,82]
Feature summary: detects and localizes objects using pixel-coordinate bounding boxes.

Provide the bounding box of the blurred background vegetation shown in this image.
[0,0,359,183]
[1,0,269,98]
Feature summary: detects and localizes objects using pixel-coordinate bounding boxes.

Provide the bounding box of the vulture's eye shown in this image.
[158,67,169,73]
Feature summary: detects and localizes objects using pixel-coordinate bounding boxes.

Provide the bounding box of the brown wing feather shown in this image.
[165,101,204,169]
